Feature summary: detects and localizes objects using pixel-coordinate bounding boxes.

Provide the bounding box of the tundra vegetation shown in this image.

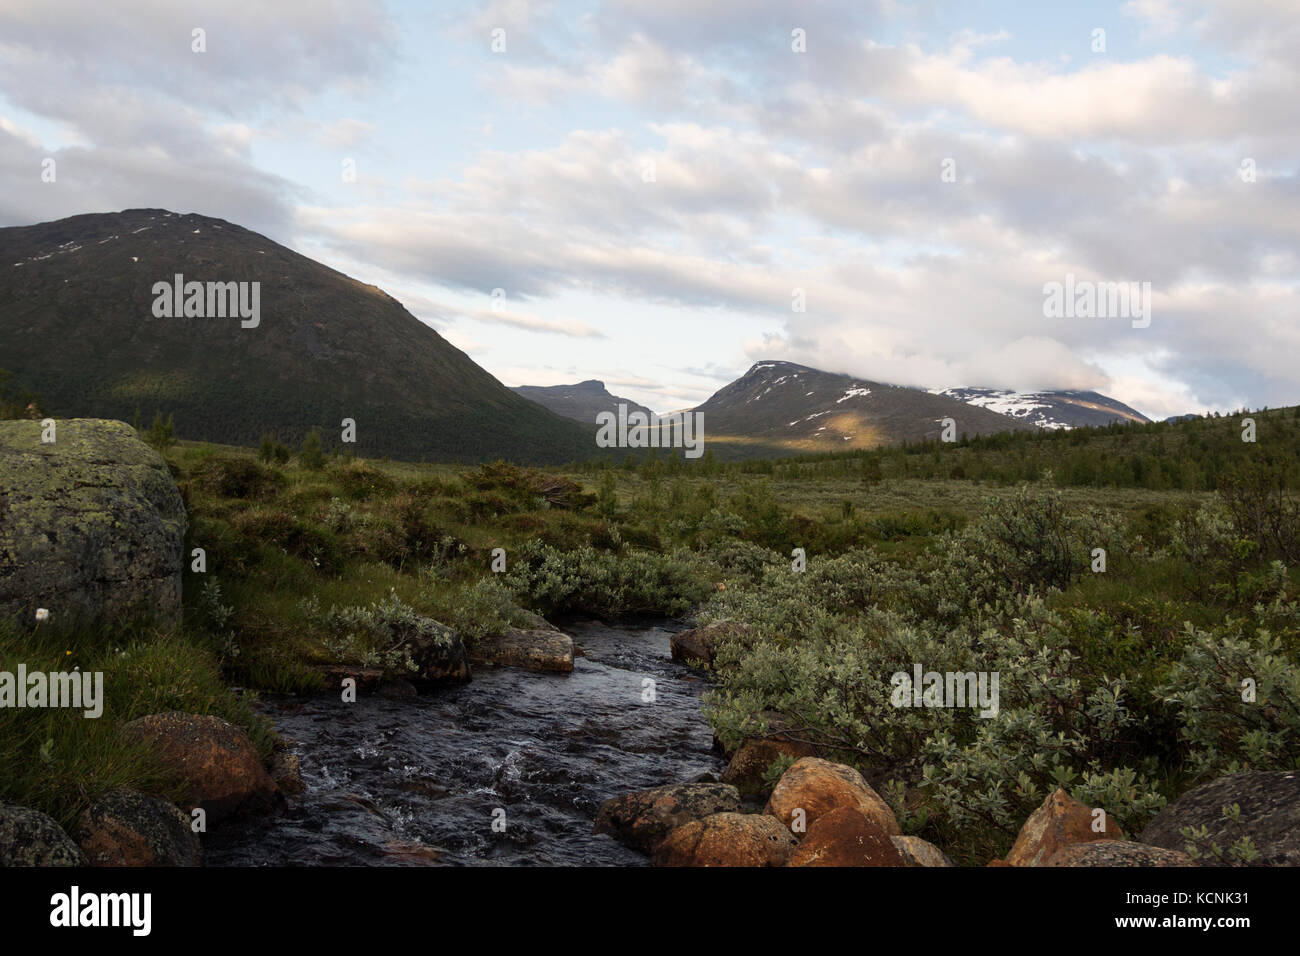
[1,406,1297,864]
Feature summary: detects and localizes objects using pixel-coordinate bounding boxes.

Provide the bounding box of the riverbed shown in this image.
[204,620,723,866]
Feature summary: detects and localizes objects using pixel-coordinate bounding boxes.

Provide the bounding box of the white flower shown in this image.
[35,608,50,623]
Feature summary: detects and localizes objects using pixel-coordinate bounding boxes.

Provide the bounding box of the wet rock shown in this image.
[1044,841,1194,867]
[892,834,956,867]
[0,803,84,866]
[594,782,742,852]
[1139,771,1300,866]
[765,757,900,835]
[470,627,574,673]
[270,751,305,796]
[0,418,186,626]
[75,789,201,866]
[318,665,384,693]
[786,807,906,867]
[381,841,441,864]
[379,678,418,700]
[652,812,797,867]
[120,712,279,824]
[396,618,471,686]
[670,619,751,668]
[1004,789,1124,866]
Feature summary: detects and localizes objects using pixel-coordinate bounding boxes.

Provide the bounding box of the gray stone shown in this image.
[892,834,956,867]
[0,418,186,627]
[1043,841,1194,867]
[0,802,84,866]
[471,627,573,673]
[595,782,743,852]
[1140,771,1300,866]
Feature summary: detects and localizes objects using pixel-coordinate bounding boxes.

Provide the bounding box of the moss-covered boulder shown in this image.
[0,802,85,866]
[0,418,186,626]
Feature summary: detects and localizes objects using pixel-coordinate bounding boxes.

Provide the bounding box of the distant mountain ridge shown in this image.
[934,387,1151,430]
[0,209,595,463]
[688,361,1038,457]
[511,380,656,424]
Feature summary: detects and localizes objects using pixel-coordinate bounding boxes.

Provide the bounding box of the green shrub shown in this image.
[503,539,710,617]
[299,429,326,470]
[190,454,286,499]
[335,460,398,500]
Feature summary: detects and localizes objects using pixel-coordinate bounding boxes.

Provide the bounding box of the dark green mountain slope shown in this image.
[0,209,594,463]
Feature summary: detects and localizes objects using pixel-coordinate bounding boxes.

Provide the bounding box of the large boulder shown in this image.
[1140,771,1300,866]
[0,418,186,626]
[0,803,84,866]
[1003,789,1124,866]
[1043,841,1194,867]
[652,812,797,867]
[470,627,573,673]
[670,619,752,668]
[594,783,742,852]
[786,807,906,867]
[120,712,279,824]
[75,789,201,866]
[765,757,900,836]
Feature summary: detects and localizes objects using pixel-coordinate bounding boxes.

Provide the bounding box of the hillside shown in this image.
[691,361,1036,458]
[935,387,1150,430]
[0,209,595,463]
[511,379,656,424]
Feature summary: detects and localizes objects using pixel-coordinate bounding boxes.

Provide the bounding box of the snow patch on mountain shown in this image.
[932,387,1072,430]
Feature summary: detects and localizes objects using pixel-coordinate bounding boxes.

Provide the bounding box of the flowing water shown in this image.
[205,620,724,866]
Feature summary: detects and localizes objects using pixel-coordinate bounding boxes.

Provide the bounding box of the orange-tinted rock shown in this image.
[75,789,201,866]
[765,757,900,835]
[1005,789,1124,866]
[670,619,752,668]
[786,807,906,867]
[720,737,817,797]
[120,712,279,824]
[652,812,797,867]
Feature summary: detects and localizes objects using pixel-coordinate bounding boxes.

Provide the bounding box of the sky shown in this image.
[1,0,1297,419]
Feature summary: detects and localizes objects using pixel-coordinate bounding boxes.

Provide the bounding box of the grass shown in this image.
[2,407,1297,861]
[0,615,274,831]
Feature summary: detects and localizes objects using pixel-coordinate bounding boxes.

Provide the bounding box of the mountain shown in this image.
[933,387,1151,430]
[691,361,1037,458]
[0,209,595,463]
[511,380,656,424]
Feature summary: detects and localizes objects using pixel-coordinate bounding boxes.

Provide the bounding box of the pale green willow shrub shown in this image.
[299,593,430,674]
[1161,605,1300,779]
[502,539,710,617]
